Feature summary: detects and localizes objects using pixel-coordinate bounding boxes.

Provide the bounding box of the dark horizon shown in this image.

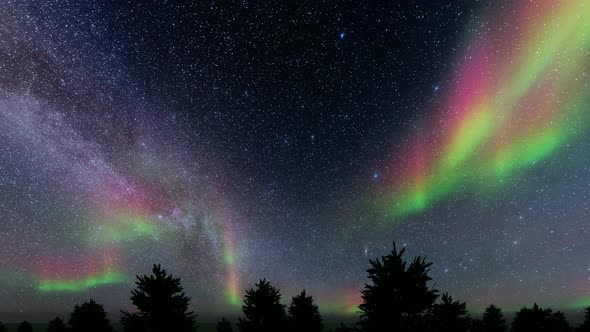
[2,251,590,332]
[1,300,588,325]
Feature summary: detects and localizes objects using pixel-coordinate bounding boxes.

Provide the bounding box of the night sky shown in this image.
[1,0,590,321]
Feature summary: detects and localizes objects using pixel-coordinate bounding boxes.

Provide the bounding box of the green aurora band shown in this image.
[383,1,590,219]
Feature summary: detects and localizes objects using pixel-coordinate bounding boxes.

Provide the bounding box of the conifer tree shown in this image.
[121,264,197,332]
[46,317,68,332]
[550,311,571,332]
[237,278,286,332]
[358,242,438,332]
[481,304,507,332]
[217,317,233,332]
[17,321,33,332]
[121,312,145,332]
[576,307,590,332]
[470,319,485,332]
[511,303,553,332]
[287,290,324,332]
[428,293,470,332]
[69,300,114,332]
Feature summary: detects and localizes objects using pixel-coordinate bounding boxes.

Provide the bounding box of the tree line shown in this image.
[2,242,589,332]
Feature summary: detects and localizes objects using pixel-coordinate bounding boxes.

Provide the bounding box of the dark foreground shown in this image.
[2,322,354,332]
[2,243,588,332]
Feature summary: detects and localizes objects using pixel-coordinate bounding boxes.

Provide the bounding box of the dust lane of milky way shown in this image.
[0,2,246,318]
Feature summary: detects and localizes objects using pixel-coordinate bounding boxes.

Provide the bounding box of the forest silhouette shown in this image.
[2,242,588,331]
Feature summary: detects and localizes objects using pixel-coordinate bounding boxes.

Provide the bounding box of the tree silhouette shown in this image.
[576,307,590,332]
[511,303,554,332]
[46,317,68,332]
[549,311,571,332]
[121,264,197,332]
[481,304,507,332]
[217,317,233,332]
[237,278,287,332]
[427,293,470,332]
[0,322,6,332]
[287,290,323,332]
[17,321,33,332]
[470,319,485,332]
[69,299,114,332]
[358,242,438,332]
[332,323,357,332]
[121,312,146,332]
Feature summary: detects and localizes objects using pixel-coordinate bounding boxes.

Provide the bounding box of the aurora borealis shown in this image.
[2,0,590,322]
[383,1,590,218]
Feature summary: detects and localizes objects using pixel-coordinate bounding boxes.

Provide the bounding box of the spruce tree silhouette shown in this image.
[216,317,233,332]
[427,293,470,332]
[332,323,357,332]
[46,317,68,332]
[287,290,324,332]
[237,278,287,332]
[481,304,507,332]
[121,264,197,332]
[511,303,554,332]
[17,321,33,332]
[358,242,438,332]
[0,322,6,332]
[549,311,571,332]
[69,299,114,332]
[121,312,146,332]
[470,319,485,332]
[576,307,590,332]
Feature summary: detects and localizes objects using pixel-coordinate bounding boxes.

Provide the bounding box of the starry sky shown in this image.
[1,0,590,322]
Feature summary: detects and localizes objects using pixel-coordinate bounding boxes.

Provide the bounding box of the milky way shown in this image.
[1,0,590,322]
